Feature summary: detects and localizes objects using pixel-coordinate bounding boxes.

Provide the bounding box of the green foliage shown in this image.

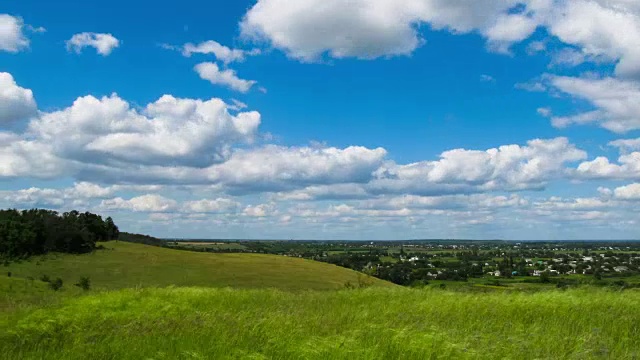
[118,232,164,246]
[539,271,551,283]
[0,209,120,259]
[40,274,50,283]
[74,277,91,291]
[49,278,63,291]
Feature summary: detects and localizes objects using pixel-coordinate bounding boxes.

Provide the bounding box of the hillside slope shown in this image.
[4,241,392,293]
[2,287,639,359]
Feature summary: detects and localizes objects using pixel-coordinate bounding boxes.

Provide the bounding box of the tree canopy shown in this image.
[0,209,119,258]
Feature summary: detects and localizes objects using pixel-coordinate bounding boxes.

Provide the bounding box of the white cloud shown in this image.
[0,134,66,178]
[182,198,240,213]
[66,33,120,56]
[549,76,640,132]
[609,138,640,152]
[0,187,64,208]
[194,62,257,93]
[542,0,640,78]
[575,152,640,180]
[240,0,528,61]
[181,40,260,64]
[369,137,586,195]
[239,0,640,79]
[480,74,495,83]
[207,145,388,192]
[30,93,261,168]
[0,14,29,53]
[614,183,640,200]
[243,203,276,217]
[275,183,371,201]
[101,194,178,213]
[537,107,552,117]
[229,99,248,111]
[0,72,37,124]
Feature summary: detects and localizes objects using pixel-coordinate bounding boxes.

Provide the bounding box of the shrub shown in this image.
[49,278,63,291]
[75,277,91,291]
[40,274,51,283]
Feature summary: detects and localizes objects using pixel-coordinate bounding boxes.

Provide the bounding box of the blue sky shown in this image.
[1,0,640,240]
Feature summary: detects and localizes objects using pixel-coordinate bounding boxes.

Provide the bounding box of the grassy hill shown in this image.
[1,241,391,310]
[2,287,639,359]
[3,242,640,359]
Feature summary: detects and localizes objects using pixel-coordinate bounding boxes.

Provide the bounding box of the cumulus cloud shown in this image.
[542,0,640,78]
[243,203,276,217]
[207,145,388,192]
[181,40,260,64]
[0,72,37,124]
[0,187,65,208]
[239,0,640,79]
[30,93,261,168]
[369,137,586,195]
[182,198,240,213]
[240,0,529,61]
[575,152,640,180]
[66,32,120,56]
[548,76,640,133]
[0,14,30,53]
[613,183,640,200]
[101,194,178,213]
[194,62,257,93]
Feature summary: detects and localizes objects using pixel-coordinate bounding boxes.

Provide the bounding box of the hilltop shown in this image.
[4,241,391,293]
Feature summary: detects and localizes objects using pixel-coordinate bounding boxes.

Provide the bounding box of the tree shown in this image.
[75,276,91,291]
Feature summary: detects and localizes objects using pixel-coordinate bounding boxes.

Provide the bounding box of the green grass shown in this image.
[169,242,248,250]
[1,287,639,359]
[1,242,391,309]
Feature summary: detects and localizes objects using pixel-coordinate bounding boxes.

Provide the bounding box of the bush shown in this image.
[40,274,51,283]
[49,278,63,291]
[75,277,91,291]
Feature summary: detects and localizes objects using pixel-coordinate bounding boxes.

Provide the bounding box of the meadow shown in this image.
[2,241,391,310]
[1,287,639,359]
[2,241,640,359]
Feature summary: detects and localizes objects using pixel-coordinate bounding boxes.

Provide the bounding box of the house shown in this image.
[614,266,629,273]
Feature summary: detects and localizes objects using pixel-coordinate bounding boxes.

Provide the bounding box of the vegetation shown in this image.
[170,240,640,289]
[2,241,391,309]
[0,209,119,259]
[3,218,639,358]
[1,287,639,359]
[118,232,165,247]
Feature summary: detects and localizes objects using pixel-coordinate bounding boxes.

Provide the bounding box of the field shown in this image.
[2,242,640,359]
[1,241,391,311]
[2,287,639,359]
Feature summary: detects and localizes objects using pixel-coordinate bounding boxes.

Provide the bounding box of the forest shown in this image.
[0,209,119,259]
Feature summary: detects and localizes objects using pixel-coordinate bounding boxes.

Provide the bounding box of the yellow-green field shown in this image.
[2,287,639,359]
[1,241,391,311]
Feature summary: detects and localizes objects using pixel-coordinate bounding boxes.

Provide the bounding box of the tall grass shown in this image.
[2,287,639,359]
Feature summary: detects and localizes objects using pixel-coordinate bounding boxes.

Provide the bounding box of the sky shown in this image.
[1,0,640,240]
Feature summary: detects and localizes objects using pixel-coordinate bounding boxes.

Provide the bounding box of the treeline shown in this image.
[119,232,165,247]
[0,209,119,258]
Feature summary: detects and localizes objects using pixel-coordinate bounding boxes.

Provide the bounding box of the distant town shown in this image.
[165,239,640,289]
